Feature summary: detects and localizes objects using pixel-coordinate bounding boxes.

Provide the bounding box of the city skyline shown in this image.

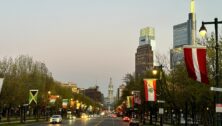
[0,0,221,96]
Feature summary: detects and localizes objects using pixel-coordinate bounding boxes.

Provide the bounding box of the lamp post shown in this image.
[131,90,140,118]
[152,65,164,126]
[199,18,222,126]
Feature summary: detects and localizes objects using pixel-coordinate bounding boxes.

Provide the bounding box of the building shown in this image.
[61,82,79,94]
[103,78,115,111]
[117,84,126,101]
[84,86,104,103]
[108,78,114,104]
[135,44,153,75]
[170,0,196,68]
[139,27,157,66]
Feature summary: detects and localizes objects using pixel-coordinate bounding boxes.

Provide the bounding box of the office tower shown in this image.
[139,27,157,66]
[135,44,153,76]
[117,84,125,101]
[170,0,196,68]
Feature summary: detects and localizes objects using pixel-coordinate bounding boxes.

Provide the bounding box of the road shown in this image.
[25,117,130,126]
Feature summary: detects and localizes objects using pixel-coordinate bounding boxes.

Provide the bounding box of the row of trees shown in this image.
[0,55,100,110]
[117,34,221,125]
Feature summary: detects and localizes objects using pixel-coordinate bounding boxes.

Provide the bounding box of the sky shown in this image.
[0,0,221,97]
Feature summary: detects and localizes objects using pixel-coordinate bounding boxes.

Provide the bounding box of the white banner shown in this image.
[0,78,4,94]
[216,104,222,113]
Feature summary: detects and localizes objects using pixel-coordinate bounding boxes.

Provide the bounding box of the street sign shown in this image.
[210,87,222,92]
[157,100,165,103]
[159,108,164,114]
[216,104,222,113]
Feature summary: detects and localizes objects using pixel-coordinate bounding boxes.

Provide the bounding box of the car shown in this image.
[111,114,117,118]
[129,118,140,126]
[123,116,130,122]
[81,113,89,119]
[49,115,62,124]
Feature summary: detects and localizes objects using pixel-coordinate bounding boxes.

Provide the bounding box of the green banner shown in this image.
[62,99,68,108]
[29,89,38,104]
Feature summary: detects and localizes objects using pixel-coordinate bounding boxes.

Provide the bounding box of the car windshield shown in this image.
[52,115,60,118]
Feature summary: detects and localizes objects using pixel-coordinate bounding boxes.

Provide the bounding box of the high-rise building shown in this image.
[170,0,196,68]
[135,27,156,75]
[135,44,153,75]
[117,84,125,101]
[139,27,157,66]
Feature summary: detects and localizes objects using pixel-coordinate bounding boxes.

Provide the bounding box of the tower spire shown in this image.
[190,0,195,13]
[190,0,196,45]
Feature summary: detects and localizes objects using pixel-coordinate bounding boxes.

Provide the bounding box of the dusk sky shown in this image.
[0,0,221,96]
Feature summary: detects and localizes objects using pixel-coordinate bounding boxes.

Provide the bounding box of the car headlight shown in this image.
[57,118,60,122]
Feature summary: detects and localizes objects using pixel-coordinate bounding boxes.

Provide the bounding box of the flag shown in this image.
[49,95,58,105]
[29,90,38,104]
[76,102,81,109]
[62,99,68,108]
[126,96,134,108]
[0,78,4,94]
[70,100,74,107]
[183,46,209,84]
[144,79,156,101]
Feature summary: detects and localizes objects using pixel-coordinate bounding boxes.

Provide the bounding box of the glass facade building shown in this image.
[173,13,194,48]
[170,12,196,68]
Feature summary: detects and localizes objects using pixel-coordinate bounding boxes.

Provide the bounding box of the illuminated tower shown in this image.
[191,0,196,45]
[139,27,157,66]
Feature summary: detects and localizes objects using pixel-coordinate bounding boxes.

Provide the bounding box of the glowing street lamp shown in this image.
[199,18,222,126]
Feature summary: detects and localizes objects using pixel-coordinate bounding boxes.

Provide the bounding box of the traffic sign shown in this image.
[210,87,222,92]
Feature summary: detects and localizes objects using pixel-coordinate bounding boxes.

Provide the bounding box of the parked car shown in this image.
[129,118,140,126]
[49,115,62,124]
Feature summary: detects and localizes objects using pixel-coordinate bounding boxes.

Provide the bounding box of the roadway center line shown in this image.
[112,118,114,126]
[95,118,104,126]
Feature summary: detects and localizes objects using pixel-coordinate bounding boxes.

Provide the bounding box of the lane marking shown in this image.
[95,118,104,126]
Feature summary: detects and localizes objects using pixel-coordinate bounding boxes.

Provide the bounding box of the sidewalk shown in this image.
[0,117,46,125]
[141,120,172,126]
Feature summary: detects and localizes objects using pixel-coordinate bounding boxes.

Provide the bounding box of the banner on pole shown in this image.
[62,99,68,108]
[183,45,209,84]
[126,96,134,108]
[216,104,222,113]
[144,79,156,102]
[29,89,38,104]
[49,95,58,105]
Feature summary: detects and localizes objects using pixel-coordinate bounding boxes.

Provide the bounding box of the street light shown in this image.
[152,65,164,126]
[48,91,51,95]
[199,18,222,126]
[46,91,51,121]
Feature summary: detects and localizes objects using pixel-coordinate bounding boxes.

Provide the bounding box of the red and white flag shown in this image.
[144,79,156,102]
[183,46,209,84]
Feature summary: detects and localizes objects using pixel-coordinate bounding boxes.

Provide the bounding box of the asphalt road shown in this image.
[25,117,130,126]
